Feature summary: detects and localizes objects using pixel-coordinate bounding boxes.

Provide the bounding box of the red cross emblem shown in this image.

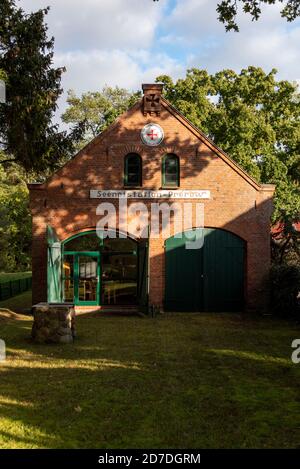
[146,129,158,140]
[141,123,164,146]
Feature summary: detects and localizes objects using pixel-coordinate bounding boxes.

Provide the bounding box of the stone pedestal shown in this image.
[31,303,75,344]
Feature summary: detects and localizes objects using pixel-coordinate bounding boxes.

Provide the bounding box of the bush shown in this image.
[0,165,31,272]
[270,264,300,317]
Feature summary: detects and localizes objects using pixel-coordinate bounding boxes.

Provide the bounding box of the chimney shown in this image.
[142,83,163,116]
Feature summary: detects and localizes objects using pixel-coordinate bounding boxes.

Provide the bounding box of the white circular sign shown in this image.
[141,123,164,146]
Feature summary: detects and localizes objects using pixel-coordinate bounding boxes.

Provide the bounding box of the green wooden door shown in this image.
[138,237,149,313]
[203,229,245,311]
[165,229,204,311]
[165,228,245,312]
[74,252,100,306]
[47,225,62,303]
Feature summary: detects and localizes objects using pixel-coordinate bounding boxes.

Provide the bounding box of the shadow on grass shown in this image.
[0,313,299,448]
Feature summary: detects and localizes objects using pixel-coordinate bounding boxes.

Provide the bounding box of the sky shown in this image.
[18,0,300,121]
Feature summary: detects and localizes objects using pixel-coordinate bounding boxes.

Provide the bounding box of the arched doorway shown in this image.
[165,228,245,312]
[61,231,141,306]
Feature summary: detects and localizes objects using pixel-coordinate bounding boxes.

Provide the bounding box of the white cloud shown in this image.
[55,50,141,93]
[55,48,184,94]
[164,0,300,81]
[162,0,225,42]
[18,0,179,123]
[19,0,163,51]
[17,0,300,127]
[165,0,287,39]
[54,49,184,119]
[188,25,300,83]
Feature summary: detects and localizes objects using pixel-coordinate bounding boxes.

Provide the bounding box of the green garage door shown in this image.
[165,228,245,312]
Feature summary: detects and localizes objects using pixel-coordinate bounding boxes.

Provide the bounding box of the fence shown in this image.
[0,277,32,301]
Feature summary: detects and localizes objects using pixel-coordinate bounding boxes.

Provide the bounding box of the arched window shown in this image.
[124,153,142,187]
[162,154,179,187]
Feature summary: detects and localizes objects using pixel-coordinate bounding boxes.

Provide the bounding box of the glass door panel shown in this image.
[102,252,137,305]
[63,236,139,306]
[77,255,99,304]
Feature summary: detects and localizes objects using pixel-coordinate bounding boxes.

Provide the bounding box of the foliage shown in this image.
[217,0,300,31]
[0,271,31,283]
[157,67,300,223]
[270,264,300,316]
[153,0,300,32]
[271,219,300,264]
[0,0,80,172]
[0,163,31,271]
[62,86,141,150]
[0,68,7,81]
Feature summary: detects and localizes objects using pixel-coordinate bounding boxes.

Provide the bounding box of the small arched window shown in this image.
[162,154,179,187]
[124,153,142,187]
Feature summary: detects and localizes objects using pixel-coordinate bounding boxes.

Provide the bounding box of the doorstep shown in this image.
[74,305,139,315]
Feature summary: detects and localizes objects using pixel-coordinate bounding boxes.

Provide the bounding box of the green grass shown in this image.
[0,308,300,449]
[0,272,31,284]
[0,290,32,313]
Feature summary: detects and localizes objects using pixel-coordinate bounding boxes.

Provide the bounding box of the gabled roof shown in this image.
[28,94,275,194]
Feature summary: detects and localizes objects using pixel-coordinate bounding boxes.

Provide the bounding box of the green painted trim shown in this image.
[62,230,102,246]
[162,154,180,188]
[47,225,59,246]
[47,225,62,303]
[63,251,96,255]
[74,252,100,306]
[47,243,62,302]
[165,228,245,312]
[124,153,142,187]
[62,231,140,306]
[62,251,100,306]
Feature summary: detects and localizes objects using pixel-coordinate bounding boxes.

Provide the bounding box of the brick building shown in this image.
[28,83,275,312]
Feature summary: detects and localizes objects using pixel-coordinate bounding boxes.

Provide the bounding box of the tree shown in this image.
[153,0,300,31]
[62,86,140,150]
[0,163,31,271]
[156,67,300,223]
[0,0,78,172]
[271,220,300,265]
[217,0,300,31]
[0,68,6,85]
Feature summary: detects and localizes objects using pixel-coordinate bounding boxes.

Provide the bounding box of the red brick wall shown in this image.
[29,96,275,311]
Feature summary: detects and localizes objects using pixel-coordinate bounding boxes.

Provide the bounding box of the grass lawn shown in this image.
[0,290,32,313]
[0,301,300,448]
[0,272,31,284]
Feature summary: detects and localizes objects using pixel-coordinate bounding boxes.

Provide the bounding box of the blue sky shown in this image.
[19,0,300,119]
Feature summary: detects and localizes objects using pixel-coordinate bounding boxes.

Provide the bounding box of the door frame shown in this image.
[62,230,142,307]
[63,251,100,306]
[164,228,245,312]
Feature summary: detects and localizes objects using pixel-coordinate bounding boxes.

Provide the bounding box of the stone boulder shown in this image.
[31,303,75,344]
